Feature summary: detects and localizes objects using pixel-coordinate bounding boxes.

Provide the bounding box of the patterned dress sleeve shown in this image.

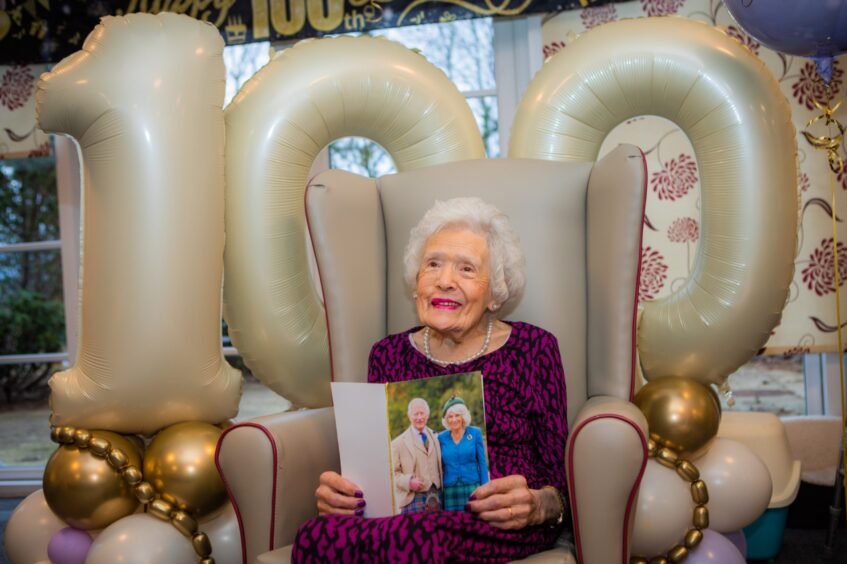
[367,338,389,384]
[531,331,568,495]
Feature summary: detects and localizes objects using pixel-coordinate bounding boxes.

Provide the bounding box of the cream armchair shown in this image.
[216,145,649,564]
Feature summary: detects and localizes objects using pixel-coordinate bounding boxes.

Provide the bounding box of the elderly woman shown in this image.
[438,396,489,511]
[293,197,568,563]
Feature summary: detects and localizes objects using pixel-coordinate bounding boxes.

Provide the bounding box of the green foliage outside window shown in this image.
[0,155,65,405]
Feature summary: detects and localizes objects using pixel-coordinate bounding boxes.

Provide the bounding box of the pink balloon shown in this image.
[47,527,92,564]
[687,529,745,564]
[722,529,747,558]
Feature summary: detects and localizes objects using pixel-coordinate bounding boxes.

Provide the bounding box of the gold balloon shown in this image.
[43,430,142,530]
[143,421,227,518]
[634,376,721,459]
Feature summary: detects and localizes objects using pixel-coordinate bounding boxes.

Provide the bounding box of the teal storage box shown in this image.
[744,506,790,560]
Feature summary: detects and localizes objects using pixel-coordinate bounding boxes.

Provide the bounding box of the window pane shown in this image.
[0,404,52,466]
[467,96,499,158]
[329,137,397,177]
[0,249,65,356]
[0,156,59,245]
[725,355,805,416]
[375,19,495,92]
[223,41,271,106]
[0,154,62,466]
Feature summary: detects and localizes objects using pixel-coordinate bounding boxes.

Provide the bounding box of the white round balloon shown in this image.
[86,514,195,564]
[4,490,67,564]
[697,438,773,532]
[203,501,242,564]
[632,459,695,557]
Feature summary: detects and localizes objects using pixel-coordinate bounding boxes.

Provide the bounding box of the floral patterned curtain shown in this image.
[542,0,847,355]
[0,64,50,160]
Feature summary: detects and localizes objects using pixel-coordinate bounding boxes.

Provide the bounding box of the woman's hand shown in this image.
[315,471,366,516]
[466,475,556,530]
[409,476,425,492]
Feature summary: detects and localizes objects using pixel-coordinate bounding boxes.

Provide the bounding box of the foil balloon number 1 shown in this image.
[36,13,242,436]
[38,11,485,430]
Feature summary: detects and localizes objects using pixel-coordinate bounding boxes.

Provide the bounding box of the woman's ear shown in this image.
[488,302,500,312]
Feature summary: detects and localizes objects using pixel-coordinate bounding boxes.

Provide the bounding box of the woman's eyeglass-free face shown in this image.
[446,411,465,431]
[415,226,494,340]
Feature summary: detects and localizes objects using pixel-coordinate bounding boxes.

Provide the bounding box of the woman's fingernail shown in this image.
[354,490,364,498]
[464,503,472,512]
[469,495,476,501]
[355,509,364,516]
[357,499,366,508]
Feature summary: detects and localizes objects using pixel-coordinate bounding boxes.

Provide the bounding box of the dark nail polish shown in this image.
[469,495,476,501]
[354,490,364,498]
[357,499,366,508]
[355,509,364,516]
[464,503,472,512]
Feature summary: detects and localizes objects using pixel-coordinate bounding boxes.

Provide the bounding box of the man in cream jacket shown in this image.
[392,398,443,513]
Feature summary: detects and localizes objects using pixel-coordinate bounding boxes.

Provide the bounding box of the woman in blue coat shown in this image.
[437,396,489,511]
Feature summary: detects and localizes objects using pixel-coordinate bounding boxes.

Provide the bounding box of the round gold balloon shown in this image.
[42,430,142,530]
[143,421,227,518]
[634,376,721,459]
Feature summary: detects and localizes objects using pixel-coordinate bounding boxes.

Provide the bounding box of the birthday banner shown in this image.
[0,0,617,65]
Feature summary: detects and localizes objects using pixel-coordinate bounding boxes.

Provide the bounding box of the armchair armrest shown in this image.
[566,396,648,564]
[216,407,339,564]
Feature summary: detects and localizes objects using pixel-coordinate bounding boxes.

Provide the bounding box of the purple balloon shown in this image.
[721,529,748,558]
[47,527,93,564]
[725,0,847,82]
[686,529,746,564]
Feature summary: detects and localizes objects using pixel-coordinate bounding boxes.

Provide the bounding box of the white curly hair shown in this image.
[403,197,526,312]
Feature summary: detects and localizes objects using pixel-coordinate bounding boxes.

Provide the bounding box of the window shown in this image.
[0,153,65,468]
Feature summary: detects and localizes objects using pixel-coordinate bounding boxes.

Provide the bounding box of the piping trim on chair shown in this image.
[630,148,648,402]
[305,177,336,383]
[567,413,648,564]
[215,422,280,564]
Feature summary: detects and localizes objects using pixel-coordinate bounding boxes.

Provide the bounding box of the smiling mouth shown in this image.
[431,298,462,310]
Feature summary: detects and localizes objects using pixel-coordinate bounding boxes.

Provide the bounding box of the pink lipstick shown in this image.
[432,298,461,310]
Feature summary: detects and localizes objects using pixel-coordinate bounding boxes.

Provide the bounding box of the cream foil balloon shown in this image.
[510,17,797,386]
[631,460,695,557]
[86,514,196,564]
[696,438,772,532]
[36,13,241,434]
[4,490,67,564]
[224,36,485,407]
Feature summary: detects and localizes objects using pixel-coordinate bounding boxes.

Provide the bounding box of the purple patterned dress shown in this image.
[291,321,568,563]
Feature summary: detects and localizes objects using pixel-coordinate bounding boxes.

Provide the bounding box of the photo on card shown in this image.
[331,371,489,517]
[386,371,489,514]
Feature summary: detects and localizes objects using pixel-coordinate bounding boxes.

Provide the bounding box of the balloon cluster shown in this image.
[39,422,227,564]
[630,377,770,563]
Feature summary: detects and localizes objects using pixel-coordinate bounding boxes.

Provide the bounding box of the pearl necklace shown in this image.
[423,319,494,366]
